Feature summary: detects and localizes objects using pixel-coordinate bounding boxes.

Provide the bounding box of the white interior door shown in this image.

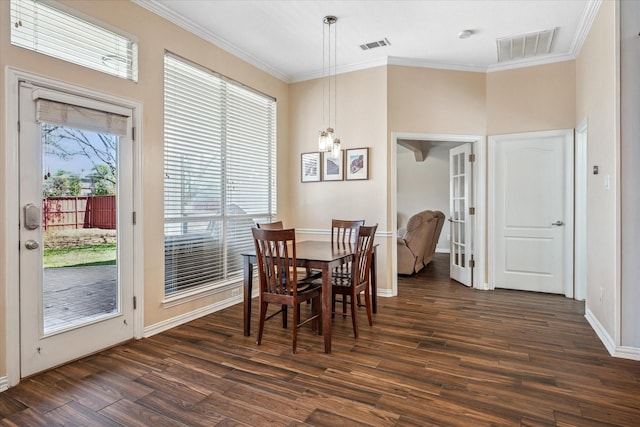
[490,130,573,296]
[19,83,134,377]
[449,144,473,286]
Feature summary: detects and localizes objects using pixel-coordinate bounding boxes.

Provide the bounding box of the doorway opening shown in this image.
[391,132,486,295]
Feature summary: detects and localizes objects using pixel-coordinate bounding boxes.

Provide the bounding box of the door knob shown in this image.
[24,240,39,250]
[551,220,564,226]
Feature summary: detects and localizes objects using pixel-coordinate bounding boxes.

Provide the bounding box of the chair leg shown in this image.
[292,303,298,354]
[311,296,323,335]
[364,288,373,326]
[350,294,359,338]
[342,293,348,316]
[282,305,288,329]
[257,301,268,345]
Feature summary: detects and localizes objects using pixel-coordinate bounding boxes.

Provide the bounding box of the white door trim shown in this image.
[391,132,486,292]
[4,68,144,387]
[488,129,574,296]
[575,121,588,301]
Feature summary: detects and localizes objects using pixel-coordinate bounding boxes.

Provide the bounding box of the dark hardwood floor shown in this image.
[2,253,639,426]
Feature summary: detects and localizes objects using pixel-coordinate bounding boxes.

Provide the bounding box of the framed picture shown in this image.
[346,148,369,180]
[301,152,321,182]
[322,150,343,181]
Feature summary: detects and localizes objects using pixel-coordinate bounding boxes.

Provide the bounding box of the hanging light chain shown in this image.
[319,15,340,156]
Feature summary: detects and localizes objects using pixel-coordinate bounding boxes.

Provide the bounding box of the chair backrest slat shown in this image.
[331,219,365,245]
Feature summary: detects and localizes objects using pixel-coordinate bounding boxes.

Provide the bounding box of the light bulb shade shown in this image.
[325,128,335,146]
[318,127,336,152]
[318,130,327,152]
[331,138,341,158]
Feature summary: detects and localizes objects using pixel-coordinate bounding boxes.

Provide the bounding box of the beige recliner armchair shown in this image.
[397,210,445,275]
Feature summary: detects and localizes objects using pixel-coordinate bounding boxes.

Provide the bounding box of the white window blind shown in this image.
[164,53,276,296]
[10,0,138,82]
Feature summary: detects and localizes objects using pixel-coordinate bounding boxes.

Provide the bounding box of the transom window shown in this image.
[10,0,138,82]
[163,53,277,296]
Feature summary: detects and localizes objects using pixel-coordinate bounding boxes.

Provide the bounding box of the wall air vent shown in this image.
[496,28,556,62]
[360,38,391,51]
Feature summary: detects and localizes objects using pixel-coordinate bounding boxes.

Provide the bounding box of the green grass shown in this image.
[44,244,116,268]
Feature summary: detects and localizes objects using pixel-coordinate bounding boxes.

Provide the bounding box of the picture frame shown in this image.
[301,152,321,182]
[345,148,369,180]
[322,150,343,181]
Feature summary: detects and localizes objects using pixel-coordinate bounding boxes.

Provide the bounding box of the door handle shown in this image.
[24,240,39,250]
[551,220,564,226]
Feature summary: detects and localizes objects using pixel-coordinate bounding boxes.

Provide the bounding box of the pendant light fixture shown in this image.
[318,15,341,158]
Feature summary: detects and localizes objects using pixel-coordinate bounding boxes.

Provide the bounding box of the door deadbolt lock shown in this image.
[23,203,40,230]
[24,240,39,250]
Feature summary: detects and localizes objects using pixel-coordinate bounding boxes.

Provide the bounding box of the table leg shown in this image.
[321,264,332,353]
[371,248,377,314]
[243,256,253,336]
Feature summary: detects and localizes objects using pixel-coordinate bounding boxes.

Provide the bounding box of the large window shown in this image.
[10,0,138,82]
[163,53,276,296]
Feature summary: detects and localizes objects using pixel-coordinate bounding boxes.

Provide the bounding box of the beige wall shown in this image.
[288,66,392,289]
[388,66,487,135]
[487,61,576,135]
[576,0,619,341]
[0,0,288,378]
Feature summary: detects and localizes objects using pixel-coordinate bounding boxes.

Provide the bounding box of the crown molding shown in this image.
[290,57,390,83]
[486,53,577,73]
[571,0,603,57]
[130,0,292,83]
[387,56,487,73]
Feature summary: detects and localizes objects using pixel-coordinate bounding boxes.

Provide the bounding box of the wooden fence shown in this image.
[42,195,116,230]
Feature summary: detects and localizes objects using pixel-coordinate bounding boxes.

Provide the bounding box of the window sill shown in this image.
[161,276,244,309]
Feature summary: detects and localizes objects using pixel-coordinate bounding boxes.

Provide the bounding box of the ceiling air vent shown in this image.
[496,28,556,62]
[360,38,391,51]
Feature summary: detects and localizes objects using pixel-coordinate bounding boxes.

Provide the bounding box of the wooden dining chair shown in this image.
[252,227,323,353]
[258,220,321,283]
[331,224,377,338]
[331,219,365,313]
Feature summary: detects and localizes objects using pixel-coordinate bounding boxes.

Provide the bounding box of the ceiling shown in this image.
[134,0,598,83]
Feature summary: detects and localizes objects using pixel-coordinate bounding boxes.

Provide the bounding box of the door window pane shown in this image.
[42,124,119,334]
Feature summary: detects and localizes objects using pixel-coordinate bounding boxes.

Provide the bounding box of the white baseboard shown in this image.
[614,345,640,361]
[585,308,616,356]
[144,295,243,338]
[585,309,640,360]
[377,288,394,298]
[435,248,450,254]
[0,376,8,392]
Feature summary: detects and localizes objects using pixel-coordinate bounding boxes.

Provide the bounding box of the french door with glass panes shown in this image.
[19,83,134,377]
[449,144,473,286]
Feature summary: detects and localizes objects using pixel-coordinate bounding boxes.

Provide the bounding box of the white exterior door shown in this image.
[19,83,134,377]
[449,144,473,286]
[490,130,573,296]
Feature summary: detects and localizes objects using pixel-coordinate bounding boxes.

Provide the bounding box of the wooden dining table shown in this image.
[241,240,377,353]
